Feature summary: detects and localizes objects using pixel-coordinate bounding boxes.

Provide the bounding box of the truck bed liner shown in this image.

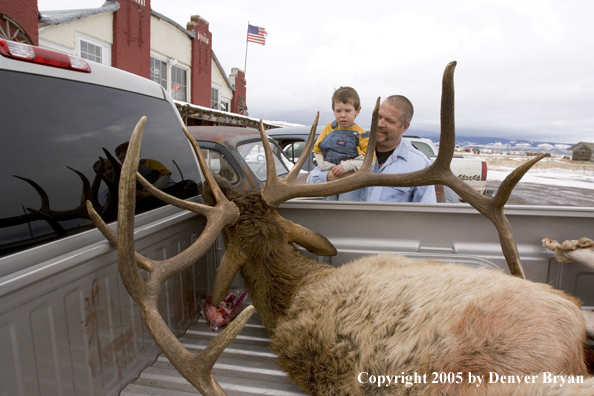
[120,315,307,395]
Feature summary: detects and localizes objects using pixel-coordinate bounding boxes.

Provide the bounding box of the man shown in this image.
[307,95,436,203]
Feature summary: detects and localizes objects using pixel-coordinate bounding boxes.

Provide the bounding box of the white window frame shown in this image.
[170,64,189,102]
[150,56,168,89]
[220,99,230,112]
[150,53,191,102]
[211,84,221,110]
[75,33,111,65]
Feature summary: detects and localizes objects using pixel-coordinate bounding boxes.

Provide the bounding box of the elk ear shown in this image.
[277,216,337,256]
[212,242,246,305]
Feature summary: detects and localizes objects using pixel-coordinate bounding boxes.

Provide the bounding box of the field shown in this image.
[462,154,594,207]
[469,154,594,174]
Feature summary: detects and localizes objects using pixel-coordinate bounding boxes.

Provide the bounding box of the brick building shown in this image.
[0,0,252,126]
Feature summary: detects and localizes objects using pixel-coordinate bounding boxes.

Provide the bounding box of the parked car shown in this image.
[186,126,304,191]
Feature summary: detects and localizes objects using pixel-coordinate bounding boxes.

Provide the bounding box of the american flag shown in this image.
[247,24,267,45]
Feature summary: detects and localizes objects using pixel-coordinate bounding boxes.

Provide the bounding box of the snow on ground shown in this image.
[488,167,594,190]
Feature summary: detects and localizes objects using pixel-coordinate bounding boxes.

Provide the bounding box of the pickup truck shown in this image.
[1,40,592,396]
[267,126,488,196]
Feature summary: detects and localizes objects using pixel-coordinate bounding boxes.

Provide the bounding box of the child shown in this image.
[312,86,371,200]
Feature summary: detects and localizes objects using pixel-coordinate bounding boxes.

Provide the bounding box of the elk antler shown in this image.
[87,117,253,395]
[259,61,545,278]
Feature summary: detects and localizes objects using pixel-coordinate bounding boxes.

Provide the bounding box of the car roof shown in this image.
[266,126,322,139]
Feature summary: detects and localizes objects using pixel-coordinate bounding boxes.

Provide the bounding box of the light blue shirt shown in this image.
[307,140,437,203]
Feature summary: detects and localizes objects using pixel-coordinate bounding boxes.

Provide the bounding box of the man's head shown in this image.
[377,95,414,152]
[332,86,361,129]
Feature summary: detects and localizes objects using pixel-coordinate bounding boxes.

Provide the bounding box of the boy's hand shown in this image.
[331,164,346,176]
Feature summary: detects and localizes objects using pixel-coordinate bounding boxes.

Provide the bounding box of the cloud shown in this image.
[38,0,594,143]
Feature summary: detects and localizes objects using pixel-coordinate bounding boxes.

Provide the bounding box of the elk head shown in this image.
[88,61,545,394]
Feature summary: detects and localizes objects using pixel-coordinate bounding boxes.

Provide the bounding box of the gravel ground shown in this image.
[474,155,594,207]
[486,180,594,207]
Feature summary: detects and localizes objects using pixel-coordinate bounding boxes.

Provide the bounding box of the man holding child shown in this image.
[307,89,437,203]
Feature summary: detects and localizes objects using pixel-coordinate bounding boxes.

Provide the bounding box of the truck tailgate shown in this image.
[120,314,307,395]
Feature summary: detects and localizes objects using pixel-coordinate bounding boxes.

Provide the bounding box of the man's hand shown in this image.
[327,170,356,181]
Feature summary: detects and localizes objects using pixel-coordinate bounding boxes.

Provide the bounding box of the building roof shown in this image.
[570,142,594,151]
[175,100,300,130]
[38,0,120,26]
[38,1,235,92]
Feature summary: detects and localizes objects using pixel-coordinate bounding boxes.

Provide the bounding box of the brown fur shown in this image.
[208,188,591,395]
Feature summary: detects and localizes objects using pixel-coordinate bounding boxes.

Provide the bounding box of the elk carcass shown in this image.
[88,62,593,395]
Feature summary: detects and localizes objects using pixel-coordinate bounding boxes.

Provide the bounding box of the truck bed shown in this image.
[121,314,307,396]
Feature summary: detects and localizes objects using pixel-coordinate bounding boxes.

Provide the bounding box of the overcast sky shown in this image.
[38,0,593,144]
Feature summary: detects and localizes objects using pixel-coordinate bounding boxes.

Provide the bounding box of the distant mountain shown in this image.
[415,134,574,155]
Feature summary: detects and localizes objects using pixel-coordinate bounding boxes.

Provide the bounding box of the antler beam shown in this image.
[87,117,252,395]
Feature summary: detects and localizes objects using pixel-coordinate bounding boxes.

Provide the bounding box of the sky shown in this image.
[37,0,594,144]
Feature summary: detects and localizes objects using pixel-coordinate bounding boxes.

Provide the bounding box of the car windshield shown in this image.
[237,140,290,181]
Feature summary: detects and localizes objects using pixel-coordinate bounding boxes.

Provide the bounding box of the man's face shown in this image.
[333,101,361,129]
[377,102,410,151]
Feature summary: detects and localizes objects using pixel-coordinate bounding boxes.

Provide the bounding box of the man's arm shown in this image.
[306,166,329,184]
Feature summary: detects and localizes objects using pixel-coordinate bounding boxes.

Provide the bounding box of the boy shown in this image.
[312,86,371,200]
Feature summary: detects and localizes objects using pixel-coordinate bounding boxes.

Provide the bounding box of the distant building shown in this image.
[570,142,594,162]
[0,0,262,127]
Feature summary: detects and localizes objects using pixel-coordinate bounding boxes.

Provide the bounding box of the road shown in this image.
[486,181,594,207]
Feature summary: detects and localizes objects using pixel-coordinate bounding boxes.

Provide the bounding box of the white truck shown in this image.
[0,40,592,395]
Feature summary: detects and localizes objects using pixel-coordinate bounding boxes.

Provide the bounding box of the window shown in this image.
[237,141,290,181]
[220,100,230,112]
[200,149,239,184]
[211,86,219,109]
[80,40,102,63]
[410,141,435,157]
[150,57,167,89]
[0,70,201,257]
[171,65,187,101]
[282,141,306,162]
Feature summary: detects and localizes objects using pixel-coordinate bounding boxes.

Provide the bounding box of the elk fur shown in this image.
[206,185,591,395]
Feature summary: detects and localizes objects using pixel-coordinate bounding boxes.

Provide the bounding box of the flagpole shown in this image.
[244,21,250,76]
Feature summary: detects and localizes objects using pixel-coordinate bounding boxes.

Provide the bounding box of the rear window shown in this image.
[0,70,201,257]
[409,141,435,157]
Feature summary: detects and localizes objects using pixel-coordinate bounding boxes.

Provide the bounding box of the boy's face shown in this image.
[333,101,361,129]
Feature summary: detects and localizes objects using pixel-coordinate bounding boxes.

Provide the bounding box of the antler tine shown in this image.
[258,120,282,193]
[360,97,381,172]
[283,112,320,182]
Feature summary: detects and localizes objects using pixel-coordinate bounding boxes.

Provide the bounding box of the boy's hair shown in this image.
[332,86,361,109]
[385,95,414,126]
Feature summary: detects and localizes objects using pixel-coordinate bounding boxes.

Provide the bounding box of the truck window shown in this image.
[0,70,201,258]
[410,141,435,157]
